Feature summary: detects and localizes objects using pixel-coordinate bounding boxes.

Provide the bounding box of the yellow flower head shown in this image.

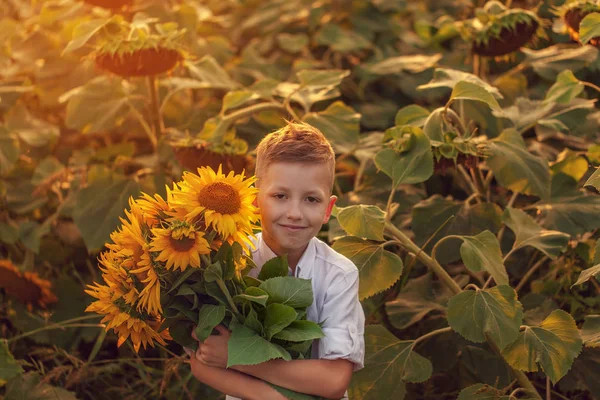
[172,165,260,242]
[149,222,210,272]
[85,282,170,352]
[107,198,146,262]
[98,251,140,306]
[129,250,162,315]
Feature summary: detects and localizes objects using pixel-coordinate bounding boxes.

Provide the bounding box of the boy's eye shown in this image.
[273,194,286,199]
[306,197,320,203]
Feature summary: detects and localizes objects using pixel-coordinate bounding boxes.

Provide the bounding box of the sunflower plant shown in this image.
[85,166,324,395]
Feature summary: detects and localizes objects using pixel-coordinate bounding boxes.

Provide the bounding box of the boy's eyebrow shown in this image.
[271,186,326,196]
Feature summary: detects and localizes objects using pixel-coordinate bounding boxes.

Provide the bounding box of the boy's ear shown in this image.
[323,195,337,223]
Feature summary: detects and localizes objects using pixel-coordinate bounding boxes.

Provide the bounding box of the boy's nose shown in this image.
[286,202,302,220]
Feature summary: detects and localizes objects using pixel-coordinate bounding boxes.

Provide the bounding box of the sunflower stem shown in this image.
[8,321,105,343]
[212,102,286,146]
[216,279,241,321]
[147,75,164,146]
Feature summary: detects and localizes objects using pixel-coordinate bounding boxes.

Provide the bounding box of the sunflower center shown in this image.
[198,182,241,215]
[169,233,196,252]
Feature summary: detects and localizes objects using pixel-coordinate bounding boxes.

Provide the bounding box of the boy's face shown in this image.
[256,161,336,257]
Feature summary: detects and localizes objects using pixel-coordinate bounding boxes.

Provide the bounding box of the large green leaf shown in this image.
[395,105,430,127]
[349,325,432,400]
[72,178,141,252]
[259,277,313,309]
[5,104,59,147]
[234,287,269,308]
[263,304,297,340]
[579,13,600,45]
[296,69,350,88]
[315,24,371,52]
[258,256,289,281]
[62,17,113,54]
[502,208,569,259]
[333,236,403,300]
[227,324,291,367]
[581,315,600,348]
[533,186,600,236]
[418,68,502,98]
[335,205,385,241]
[412,196,503,264]
[584,168,600,191]
[0,341,23,385]
[374,126,433,187]
[543,70,584,104]
[195,305,226,342]
[572,264,600,287]
[448,81,502,112]
[459,230,508,286]
[385,274,452,330]
[31,157,65,186]
[521,45,599,80]
[303,101,360,153]
[186,56,238,90]
[4,372,77,400]
[501,310,583,384]
[457,384,512,400]
[363,54,442,75]
[221,90,260,113]
[272,320,324,342]
[447,286,523,350]
[485,129,551,200]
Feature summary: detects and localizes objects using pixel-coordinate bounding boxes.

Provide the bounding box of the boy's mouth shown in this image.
[279,224,306,231]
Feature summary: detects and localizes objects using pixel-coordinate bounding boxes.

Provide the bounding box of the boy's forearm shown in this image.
[232,358,353,399]
[190,358,287,400]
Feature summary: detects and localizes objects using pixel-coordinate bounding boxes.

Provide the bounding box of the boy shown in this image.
[188,122,365,400]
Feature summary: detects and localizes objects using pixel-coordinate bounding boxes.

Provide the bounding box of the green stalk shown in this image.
[8,322,105,343]
[212,102,286,146]
[216,279,242,320]
[147,75,163,144]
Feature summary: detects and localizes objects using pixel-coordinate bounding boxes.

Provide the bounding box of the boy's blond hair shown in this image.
[255,122,335,190]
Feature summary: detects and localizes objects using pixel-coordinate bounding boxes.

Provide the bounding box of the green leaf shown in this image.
[31,157,64,186]
[572,264,600,287]
[227,324,291,367]
[186,56,238,90]
[195,305,226,342]
[315,24,371,53]
[259,277,313,309]
[72,178,141,252]
[374,126,433,187]
[447,286,523,350]
[550,149,589,182]
[59,77,134,134]
[0,341,23,385]
[543,70,584,104]
[4,372,78,400]
[581,315,600,348]
[234,287,269,308]
[349,325,431,400]
[272,320,325,342]
[448,81,502,112]
[18,221,52,253]
[203,262,223,283]
[422,107,446,142]
[332,236,403,300]
[459,231,508,286]
[364,54,442,75]
[5,104,59,147]
[502,208,569,259]
[522,45,599,81]
[395,105,430,127]
[264,303,297,340]
[584,168,600,191]
[276,33,309,53]
[418,68,502,98]
[501,310,583,384]
[297,69,350,88]
[221,90,259,113]
[258,255,289,281]
[457,384,511,400]
[0,222,19,244]
[485,129,551,200]
[303,101,360,153]
[336,205,385,241]
[0,129,19,176]
[62,17,113,54]
[579,13,600,45]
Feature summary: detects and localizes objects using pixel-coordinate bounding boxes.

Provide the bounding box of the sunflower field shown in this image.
[2,0,600,399]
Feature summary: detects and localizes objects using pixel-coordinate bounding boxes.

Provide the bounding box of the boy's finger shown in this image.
[191,329,198,341]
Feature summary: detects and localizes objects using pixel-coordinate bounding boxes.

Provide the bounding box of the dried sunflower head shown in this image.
[0,259,58,310]
[554,0,600,46]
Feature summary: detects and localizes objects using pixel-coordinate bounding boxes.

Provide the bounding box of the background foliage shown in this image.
[1,0,600,399]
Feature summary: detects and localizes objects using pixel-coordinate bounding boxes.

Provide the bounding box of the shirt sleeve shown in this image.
[317,268,365,371]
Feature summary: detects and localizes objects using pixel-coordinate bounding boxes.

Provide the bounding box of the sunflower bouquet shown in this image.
[85,166,324,372]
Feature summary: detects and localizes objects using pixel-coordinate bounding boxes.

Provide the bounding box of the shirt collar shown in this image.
[255,233,315,279]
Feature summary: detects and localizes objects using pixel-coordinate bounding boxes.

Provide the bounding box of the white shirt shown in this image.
[226,233,365,400]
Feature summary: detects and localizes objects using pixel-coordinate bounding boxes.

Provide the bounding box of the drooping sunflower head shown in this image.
[98,250,140,306]
[85,282,170,352]
[136,190,173,228]
[149,221,211,272]
[172,165,260,242]
[107,198,147,263]
[0,260,58,310]
[555,0,600,46]
[93,17,187,77]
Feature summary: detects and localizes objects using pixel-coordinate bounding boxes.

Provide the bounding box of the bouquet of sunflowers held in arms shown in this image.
[85,166,325,399]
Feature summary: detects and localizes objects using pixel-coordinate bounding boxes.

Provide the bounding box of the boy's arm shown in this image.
[189,355,288,400]
[232,358,354,399]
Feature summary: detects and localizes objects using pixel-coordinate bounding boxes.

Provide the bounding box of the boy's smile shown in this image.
[256,161,336,268]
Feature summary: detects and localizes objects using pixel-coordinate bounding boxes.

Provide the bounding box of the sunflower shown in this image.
[172,165,260,242]
[149,222,210,272]
[107,198,147,262]
[129,250,162,315]
[86,283,170,352]
[0,260,58,310]
[98,251,140,306]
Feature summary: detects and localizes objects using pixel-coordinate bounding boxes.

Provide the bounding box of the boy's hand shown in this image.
[193,324,231,368]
